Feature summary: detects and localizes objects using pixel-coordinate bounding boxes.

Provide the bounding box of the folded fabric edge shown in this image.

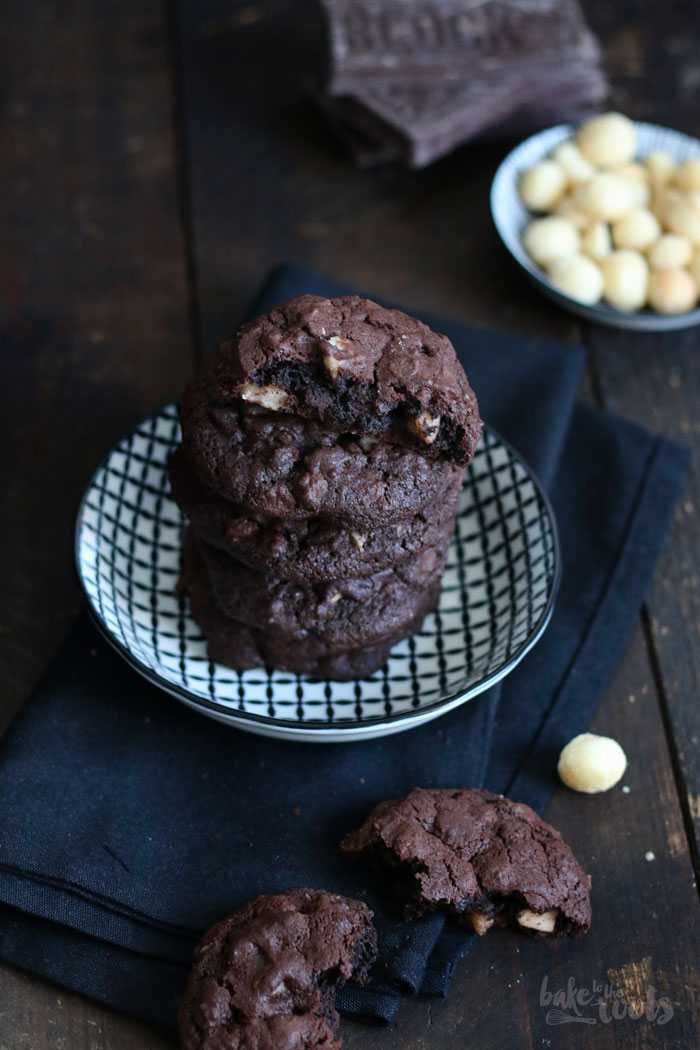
[0,901,403,1029]
[0,902,186,1030]
[0,864,198,962]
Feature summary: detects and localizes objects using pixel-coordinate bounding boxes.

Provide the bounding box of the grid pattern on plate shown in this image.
[77,405,556,726]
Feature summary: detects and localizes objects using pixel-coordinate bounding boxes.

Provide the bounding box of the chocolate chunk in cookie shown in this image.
[340,787,591,937]
[209,294,482,466]
[169,445,463,582]
[178,889,377,1050]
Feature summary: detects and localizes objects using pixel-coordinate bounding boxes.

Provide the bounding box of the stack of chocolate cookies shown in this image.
[170,294,482,680]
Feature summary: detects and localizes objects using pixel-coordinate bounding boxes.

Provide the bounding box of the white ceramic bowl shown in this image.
[491,121,700,331]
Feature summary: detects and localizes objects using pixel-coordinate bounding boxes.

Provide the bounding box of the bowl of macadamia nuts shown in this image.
[491,113,700,330]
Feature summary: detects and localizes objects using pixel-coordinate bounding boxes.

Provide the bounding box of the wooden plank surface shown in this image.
[585,0,700,866]
[2,0,700,1047]
[0,0,191,1046]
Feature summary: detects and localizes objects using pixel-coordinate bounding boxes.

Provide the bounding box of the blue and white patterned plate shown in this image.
[74,406,560,742]
[491,121,700,331]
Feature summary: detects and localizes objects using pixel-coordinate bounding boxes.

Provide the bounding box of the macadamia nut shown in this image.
[611,207,661,250]
[549,254,604,305]
[581,221,611,261]
[574,174,635,221]
[576,112,637,168]
[645,150,675,188]
[674,158,700,192]
[520,160,567,211]
[616,164,651,208]
[551,141,595,185]
[665,196,700,245]
[558,732,627,793]
[239,383,289,410]
[553,195,592,230]
[690,251,700,285]
[523,216,580,267]
[515,117,700,315]
[647,233,693,269]
[601,250,649,311]
[647,268,698,313]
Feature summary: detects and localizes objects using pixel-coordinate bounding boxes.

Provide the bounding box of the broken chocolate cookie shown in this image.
[340,787,591,937]
[178,889,377,1050]
[208,294,482,466]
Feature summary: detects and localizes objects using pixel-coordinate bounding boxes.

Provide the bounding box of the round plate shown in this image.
[75,405,560,742]
[491,121,700,331]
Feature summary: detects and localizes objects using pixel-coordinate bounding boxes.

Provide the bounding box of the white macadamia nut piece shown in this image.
[616,162,648,184]
[239,383,289,410]
[523,216,580,267]
[548,254,604,304]
[648,268,698,313]
[517,909,558,933]
[611,207,661,250]
[557,732,627,793]
[470,912,494,936]
[689,251,700,285]
[665,196,700,245]
[519,160,568,211]
[616,168,651,208]
[601,250,649,311]
[553,194,592,230]
[581,221,611,261]
[645,150,675,188]
[687,190,700,217]
[574,173,636,221]
[551,141,595,185]
[576,112,637,168]
[647,233,693,270]
[674,158,700,192]
[652,186,684,225]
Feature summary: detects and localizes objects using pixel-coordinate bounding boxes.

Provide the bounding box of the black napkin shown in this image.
[0,265,689,1029]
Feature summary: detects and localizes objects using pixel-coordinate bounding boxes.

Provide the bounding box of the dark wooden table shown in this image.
[3,1,700,1046]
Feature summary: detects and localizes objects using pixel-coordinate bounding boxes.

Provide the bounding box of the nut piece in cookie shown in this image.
[340,787,591,937]
[178,888,377,1050]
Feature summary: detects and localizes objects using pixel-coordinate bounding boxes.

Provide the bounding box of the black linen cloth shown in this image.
[0,264,689,1029]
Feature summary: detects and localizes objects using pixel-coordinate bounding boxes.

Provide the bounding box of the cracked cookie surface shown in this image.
[178,889,377,1050]
[212,294,482,466]
[340,787,591,937]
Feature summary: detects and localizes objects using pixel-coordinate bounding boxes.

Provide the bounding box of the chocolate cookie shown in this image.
[195,527,448,650]
[169,445,463,582]
[340,787,591,937]
[178,889,377,1050]
[181,533,440,679]
[179,389,462,527]
[206,294,482,465]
